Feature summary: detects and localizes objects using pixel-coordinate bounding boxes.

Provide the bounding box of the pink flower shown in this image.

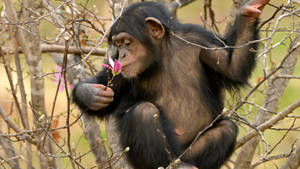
[69,83,74,89]
[103,56,122,76]
[53,65,74,91]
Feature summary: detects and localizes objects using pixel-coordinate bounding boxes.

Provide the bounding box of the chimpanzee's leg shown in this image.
[117,101,182,169]
[182,118,238,169]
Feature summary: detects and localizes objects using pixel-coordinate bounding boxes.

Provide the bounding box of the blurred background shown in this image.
[0,0,299,169]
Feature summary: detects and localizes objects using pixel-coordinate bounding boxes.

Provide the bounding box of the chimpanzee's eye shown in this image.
[124,39,131,47]
[114,41,121,48]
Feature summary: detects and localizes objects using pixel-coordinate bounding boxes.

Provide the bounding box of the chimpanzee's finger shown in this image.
[89,103,109,111]
[94,95,114,104]
[92,84,107,89]
[97,88,114,97]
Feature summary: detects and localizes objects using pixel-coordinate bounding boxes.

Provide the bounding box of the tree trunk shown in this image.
[3,0,56,168]
[82,114,109,166]
[279,145,300,169]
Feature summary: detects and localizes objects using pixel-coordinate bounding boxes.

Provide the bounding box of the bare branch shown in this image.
[1,44,106,56]
[236,99,300,149]
[0,105,36,145]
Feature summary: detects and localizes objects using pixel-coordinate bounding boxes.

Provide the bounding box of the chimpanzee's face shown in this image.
[111,32,154,78]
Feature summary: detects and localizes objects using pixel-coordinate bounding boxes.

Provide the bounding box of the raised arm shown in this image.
[200,0,269,85]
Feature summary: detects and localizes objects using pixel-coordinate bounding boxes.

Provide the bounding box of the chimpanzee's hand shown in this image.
[75,83,114,111]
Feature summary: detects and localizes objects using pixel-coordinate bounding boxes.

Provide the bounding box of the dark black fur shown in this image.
[73,2,259,169]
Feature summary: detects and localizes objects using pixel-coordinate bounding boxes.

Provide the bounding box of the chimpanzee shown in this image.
[73,1,269,169]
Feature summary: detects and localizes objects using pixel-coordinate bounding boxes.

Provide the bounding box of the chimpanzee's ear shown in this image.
[145,17,165,40]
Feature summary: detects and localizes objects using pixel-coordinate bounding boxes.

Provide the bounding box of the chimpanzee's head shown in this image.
[107,2,179,78]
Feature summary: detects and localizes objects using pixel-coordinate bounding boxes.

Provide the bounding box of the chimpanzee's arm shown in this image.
[199,0,269,86]
[200,15,258,85]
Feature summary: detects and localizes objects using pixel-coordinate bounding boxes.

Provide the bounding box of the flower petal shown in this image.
[103,64,112,70]
[108,56,114,68]
[69,83,74,89]
[116,62,122,72]
[55,65,62,71]
[113,59,122,74]
[59,83,65,91]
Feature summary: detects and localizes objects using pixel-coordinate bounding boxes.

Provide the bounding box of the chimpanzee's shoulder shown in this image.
[175,24,224,47]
